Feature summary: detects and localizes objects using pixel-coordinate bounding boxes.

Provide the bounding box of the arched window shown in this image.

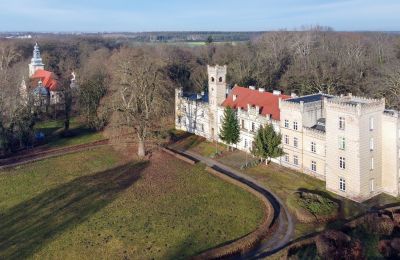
[211,77,215,82]
[219,77,223,82]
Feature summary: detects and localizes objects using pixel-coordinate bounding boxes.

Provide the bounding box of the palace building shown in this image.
[175,65,400,202]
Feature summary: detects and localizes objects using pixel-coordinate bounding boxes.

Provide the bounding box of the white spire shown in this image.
[29,42,45,77]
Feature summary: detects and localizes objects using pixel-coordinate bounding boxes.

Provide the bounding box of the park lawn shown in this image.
[170,133,226,157]
[35,118,105,148]
[0,146,265,259]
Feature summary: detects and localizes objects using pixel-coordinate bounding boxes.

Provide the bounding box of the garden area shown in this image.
[0,145,265,259]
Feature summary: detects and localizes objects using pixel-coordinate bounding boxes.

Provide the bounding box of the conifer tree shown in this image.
[252,124,284,163]
[219,106,240,150]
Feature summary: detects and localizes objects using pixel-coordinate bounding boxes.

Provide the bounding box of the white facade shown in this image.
[176,65,400,202]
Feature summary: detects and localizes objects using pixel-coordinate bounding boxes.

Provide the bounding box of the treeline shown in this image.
[1,30,400,156]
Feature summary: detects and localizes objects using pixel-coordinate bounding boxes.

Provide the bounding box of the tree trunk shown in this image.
[138,139,145,158]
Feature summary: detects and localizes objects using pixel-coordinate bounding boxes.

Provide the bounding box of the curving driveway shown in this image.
[177,149,294,259]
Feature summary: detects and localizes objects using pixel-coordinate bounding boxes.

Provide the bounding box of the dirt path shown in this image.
[0,139,109,170]
[173,148,294,259]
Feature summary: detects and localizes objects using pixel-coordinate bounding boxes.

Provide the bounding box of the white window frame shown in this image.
[244,139,247,148]
[311,161,317,172]
[339,178,346,191]
[251,122,256,132]
[339,116,345,130]
[338,137,345,150]
[293,155,299,166]
[370,138,374,151]
[284,135,289,145]
[284,154,289,162]
[339,157,346,169]
[311,141,316,153]
[284,119,289,128]
[293,121,298,131]
[294,137,298,148]
[371,157,374,170]
[369,117,374,131]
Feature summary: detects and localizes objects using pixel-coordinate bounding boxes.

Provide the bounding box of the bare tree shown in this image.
[111,47,172,157]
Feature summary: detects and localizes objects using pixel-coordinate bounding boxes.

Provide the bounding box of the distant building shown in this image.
[176,65,400,202]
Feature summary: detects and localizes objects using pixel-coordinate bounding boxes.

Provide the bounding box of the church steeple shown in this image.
[29,42,45,77]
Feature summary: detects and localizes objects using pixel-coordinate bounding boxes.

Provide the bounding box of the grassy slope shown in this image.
[35,118,105,148]
[0,146,264,259]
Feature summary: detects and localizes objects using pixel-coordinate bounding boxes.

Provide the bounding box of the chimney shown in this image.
[196,94,202,100]
[201,91,205,96]
[249,86,256,90]
[255,105,260,114]
[259,88,265,93]
[273,90,281,96]
[233,94,237,101]
[291,92,297,98]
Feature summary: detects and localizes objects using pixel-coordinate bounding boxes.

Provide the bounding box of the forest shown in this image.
[1,29,400,155]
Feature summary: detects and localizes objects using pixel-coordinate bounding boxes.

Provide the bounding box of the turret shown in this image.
[29,42,45,77]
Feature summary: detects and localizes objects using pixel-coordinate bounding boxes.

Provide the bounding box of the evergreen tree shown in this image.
[252,124,284,163]
[219,107,240,150]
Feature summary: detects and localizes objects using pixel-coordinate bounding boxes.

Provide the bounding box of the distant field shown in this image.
[0,146,264,259]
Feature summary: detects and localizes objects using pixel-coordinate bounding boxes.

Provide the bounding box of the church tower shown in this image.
[29,42,45,77]
[207,65,228,140]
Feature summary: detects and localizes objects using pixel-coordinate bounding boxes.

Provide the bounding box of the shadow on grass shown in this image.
[0,161,148,259]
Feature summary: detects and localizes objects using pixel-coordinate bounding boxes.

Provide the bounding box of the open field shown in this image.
[0,145,264,259]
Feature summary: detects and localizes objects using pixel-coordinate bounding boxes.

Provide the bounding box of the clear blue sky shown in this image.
[0,0,399,32]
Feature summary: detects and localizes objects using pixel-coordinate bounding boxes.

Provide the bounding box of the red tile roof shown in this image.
[31,69,58,91]
[221,86,290,121]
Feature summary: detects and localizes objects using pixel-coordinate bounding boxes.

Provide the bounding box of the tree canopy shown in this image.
[252,124,284,163]
[219,106,240,149]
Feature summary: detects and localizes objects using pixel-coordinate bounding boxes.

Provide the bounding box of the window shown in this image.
[293,121,298,130]
[339,178,346,191]
[284,135,289,145]
[201,124,204,132]
[183,106,187,113]
[219,77,223,82]
[211,77,215,82]
[339,157,346,169]
[200,110,204,117]
[285,154,289,162]
[244,139,248,148]
[284,119,289,128]
[311,142,316,153]
[370,179,375,192]
[178,116,181,124]
[311,161,317,172]
[369,117,374,131]
[251,122,256,132]
[338,137,346,150]
[371,157,374,170]
[294,137,298,148]
[339,117,345,130]
[241,119,245,129]
[370,138,374,151]
[293,155,299,166]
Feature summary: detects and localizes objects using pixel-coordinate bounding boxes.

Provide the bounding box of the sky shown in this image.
[0,0,399,32]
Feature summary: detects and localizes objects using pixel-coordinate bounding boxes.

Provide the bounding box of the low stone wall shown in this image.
[161,147,197,165]
[192,166,275,259]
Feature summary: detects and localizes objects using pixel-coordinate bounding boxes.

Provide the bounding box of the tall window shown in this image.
[370,138,374,151]
[241,119,245,129]
[284,135,289,145]
[201,124,204,132]
[369,117,374,131]
[244,139,247,148]
[284,119,289,128]
[294,137,298,148]
[285,154,289,162]
[338,137,346,150]
[251,122,256,132]
[293,121,298,130]
[311,142,316,153]
[311,161,317,172]
[339,178,346,191]
[293,155,299,165]
[339,117,345,130]
[339,157,346,169]
[371,157,374,170]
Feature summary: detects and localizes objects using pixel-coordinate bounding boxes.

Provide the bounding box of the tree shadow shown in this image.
[0,161,148,259]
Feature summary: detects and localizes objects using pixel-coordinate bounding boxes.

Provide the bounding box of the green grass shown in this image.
[0,146,265,259]
[170,134,226,157]
[35,118,105,148]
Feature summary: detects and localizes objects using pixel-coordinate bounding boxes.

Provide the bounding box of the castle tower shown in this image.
[207,65,228,140]
[29,42,45,77]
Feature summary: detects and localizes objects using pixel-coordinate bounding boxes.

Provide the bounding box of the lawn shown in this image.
[0,146,265,259]
[34,117,105,148]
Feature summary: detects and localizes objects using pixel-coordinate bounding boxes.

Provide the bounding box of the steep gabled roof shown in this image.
[221,86,290,121]
[31,69,58,91]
